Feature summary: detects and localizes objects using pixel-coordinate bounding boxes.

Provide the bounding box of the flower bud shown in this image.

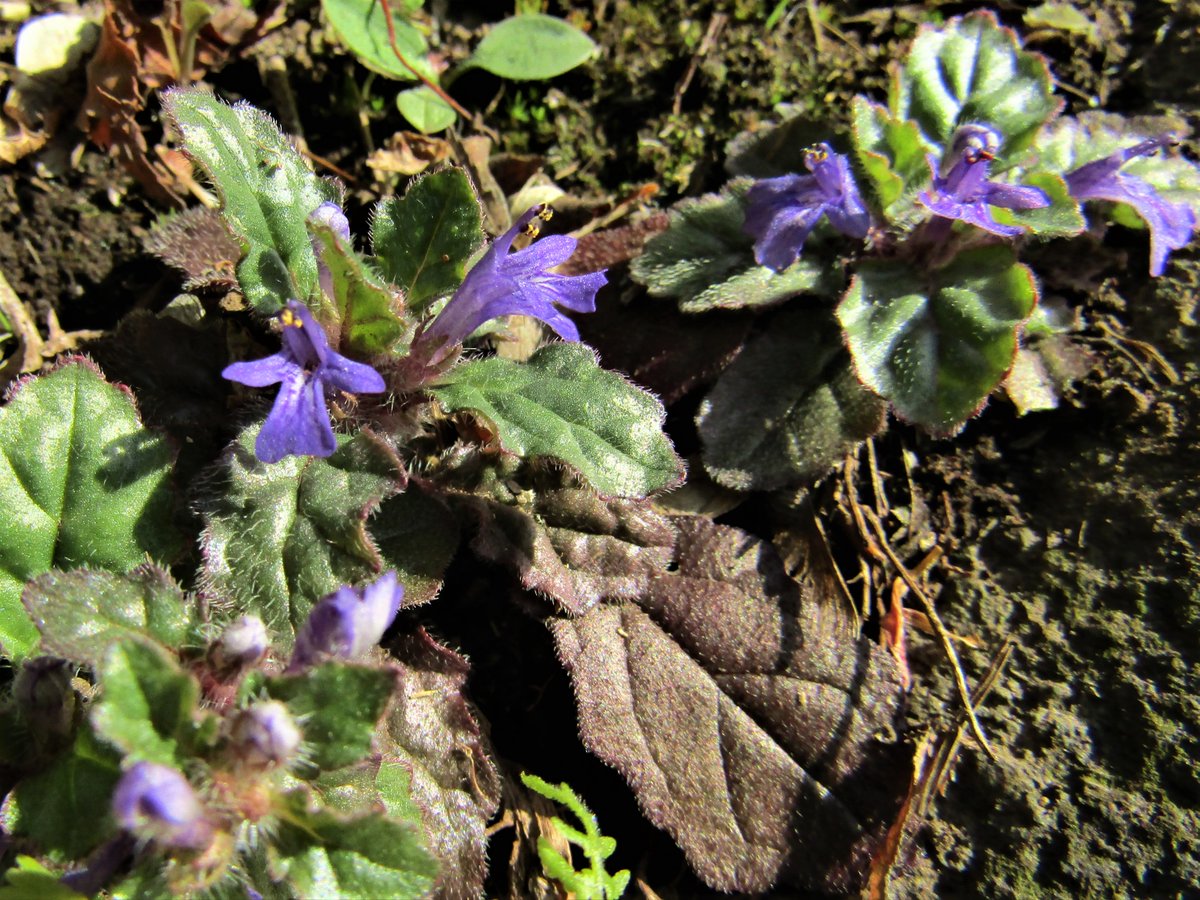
[210,615,269,674]
[309,201,351,241]
[309,202,351,306]
[112,762,213,850]
[229,701,301,770]
[289,571,403,671]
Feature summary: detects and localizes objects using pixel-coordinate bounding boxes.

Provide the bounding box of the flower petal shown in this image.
[1075,173,1196,276]
[222,353,297,388]
[506,234,580,273]
[983,182,1051,210]
[309,201,351,241]
[919,191,1023,237]
[527,269,608,314]
[255,373,337,463]
[323,353,386,395]
[752,206,824,270]
[289,571,403,670]
[417,209,603,358]
[744,150,870,270]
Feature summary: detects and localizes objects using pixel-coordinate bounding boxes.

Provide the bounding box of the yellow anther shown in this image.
[523,221,541,238]
[279,308,301,328]
[538,205,554,222]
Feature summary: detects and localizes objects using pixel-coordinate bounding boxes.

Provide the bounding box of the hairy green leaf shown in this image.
[309,222,408,356]
[371,485,460,607]
[371,170,485,312]
[576,286,753,405]
[454,486,676,615]
[470,14,597,80]
[630,185,837,312]
[0,726,121,860]
[272,790,438,900]
[201,429,404,645]
[267,663,399,771]
[92,641,200,764]
[698,307,887,490]
[890,11,1059,155]
[432,343,682,498]
[838,247,1038,434]
[991,171,1085,237]
[23,566,192,665]
[163,88,340,313]
[0,361,179,660]
[381,629,500,900]
[850,97,931,222]
[724,111,831,179]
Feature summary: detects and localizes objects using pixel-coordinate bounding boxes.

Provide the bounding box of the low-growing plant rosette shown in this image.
[631,9,1200,489]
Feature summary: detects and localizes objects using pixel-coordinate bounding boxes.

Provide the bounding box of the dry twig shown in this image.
[862,507,996,761]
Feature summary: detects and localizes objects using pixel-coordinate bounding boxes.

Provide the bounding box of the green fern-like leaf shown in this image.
[520,772,630,900]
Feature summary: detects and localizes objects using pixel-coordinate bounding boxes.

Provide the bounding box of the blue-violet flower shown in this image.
[743,143,871,270]
[919,125,1050,236]
[289,570,403,671]
[1064,136,1197,276]
[222,300,385,463]
[112,762,212,850]
[414,205,607,364]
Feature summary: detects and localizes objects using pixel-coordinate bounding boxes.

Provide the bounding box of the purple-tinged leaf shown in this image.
[576,287,753,405]
[453,488,677,616]
[382,628,501,900]
[552,517,912,893]
[143,206,241,293]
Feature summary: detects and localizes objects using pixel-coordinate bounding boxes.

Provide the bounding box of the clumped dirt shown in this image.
[0,154,166,332]
[0,0,1197,895]
[894,335,1200,896]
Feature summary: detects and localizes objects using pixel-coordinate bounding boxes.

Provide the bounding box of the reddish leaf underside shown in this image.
[384,628,502,900]
[455,487,677,615]
[551,517,912,893]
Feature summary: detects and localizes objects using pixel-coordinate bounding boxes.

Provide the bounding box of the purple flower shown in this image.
[222,300,385,463]
[230,700,302,769]
[289,570,403,671]
[1065,136,1197,276]
[919,125,1050,236]
[414,205,607,364]
[743,143,871,270]
[112,762,212,850]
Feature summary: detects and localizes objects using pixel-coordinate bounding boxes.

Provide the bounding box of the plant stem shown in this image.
[375,0,474,121]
